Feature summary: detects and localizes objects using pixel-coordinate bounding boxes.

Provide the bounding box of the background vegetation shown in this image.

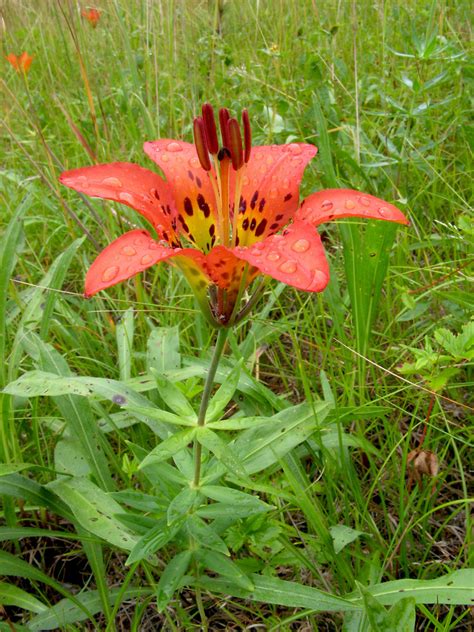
[1,0,472,629]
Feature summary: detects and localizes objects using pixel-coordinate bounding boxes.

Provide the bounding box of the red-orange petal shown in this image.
[296,188,409,226]
[84,229,207,297]
[232,220,329,292]
[59,163,178,241]
[236,143,317,247]
[144,140,218,251]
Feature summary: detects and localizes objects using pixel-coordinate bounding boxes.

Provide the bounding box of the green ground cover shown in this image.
[1,0,472,629]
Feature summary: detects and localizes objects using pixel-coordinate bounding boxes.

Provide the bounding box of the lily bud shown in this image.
[193,117,211,171]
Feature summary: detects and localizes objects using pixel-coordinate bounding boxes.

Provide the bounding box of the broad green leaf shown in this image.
[197,427,248,479]
[0,473,72,520]
[138,428,197,469]
[205,360,242,422]
[197,502,271,520]
[197,549,254,591]
[346,569,474,606]
[0,582,47,613]
[156,550,192,611]
[200,485,272,513]
[126,404,196,428]
[49,477,138,550]
[126,518,180,565]
[147,326,180,372]
[116,307,134,381]
[0,463,36,476]
[206,415,276,431]
[54,437,91,477]
[330,525,367,554]
[150,368,196,418]
[357,582,416,632]
[186,514,229,555]
[197,572,356,611]
[167,487,198,525]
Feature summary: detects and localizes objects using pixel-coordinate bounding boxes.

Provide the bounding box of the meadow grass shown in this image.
[1,0,472,629]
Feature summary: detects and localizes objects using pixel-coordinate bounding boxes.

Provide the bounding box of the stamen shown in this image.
[202,103,219,154]
[193,117,211,171]
[242,109,252,163]
[227,118,244,170]
[219,108,231,149]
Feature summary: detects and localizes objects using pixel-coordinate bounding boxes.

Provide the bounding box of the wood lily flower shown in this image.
[81,7,101,27]
[60,104,408,326]
[6,52,34,74]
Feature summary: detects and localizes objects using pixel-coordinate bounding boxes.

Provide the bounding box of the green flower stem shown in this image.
[192,327,229,488]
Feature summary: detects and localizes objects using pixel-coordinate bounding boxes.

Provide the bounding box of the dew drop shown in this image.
[267,252,280,262]
[166,141,183,152]
[161,154,169,162]
[102,176,123,187]
[242,175,250,185]
[288,143,302,155]
[321,200,333,211]
[282,178,290,188]
[378,207,389,217]
[291,238,310,253]
[75,176,88,185]
[118,192,134,205]
[121,246,136,256]
[279,260,297,274]
[102,266,119,282]
[140,254,154,265]
[269,188,279,199]
[266,156,274,165]
[345,199,355,210]
[313,270,328,286]
[189,156,200,169]
[359,196,371,207]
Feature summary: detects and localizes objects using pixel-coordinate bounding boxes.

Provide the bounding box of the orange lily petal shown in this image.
[231,220,329,292]
[296,189,409,226]
[84,229,208,297]
[60,163,179,242]
[144,140,218,252]
[236,143,317,247]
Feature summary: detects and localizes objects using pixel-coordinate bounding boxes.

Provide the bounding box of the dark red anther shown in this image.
[193,117,211,171]
[218,108,231,149]
[202,103,219,155]
[242,109,252,163]
[227,118,244,170]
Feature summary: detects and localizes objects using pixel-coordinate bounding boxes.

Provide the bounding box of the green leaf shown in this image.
[49,478,138,550]
[147,326,180,372]
[0,463,37,477]
[126,518,180,565]
[330,524,367,554]
[200,485,272,514]
[138,427,197,469]
[0,473,72,520]
[0,582,47,614]
[54,437,92,477]
[206,415,276,431]
[197,549,254,591]
[156,550,192,611]
[186,514,229,555]
[346,569,474,606]
[205,360,242,422]
[197,427,248,479]
[116,307,134,381]
[167,487,198,525]
[197,502,271,520]
[126,404,196,428]
[357,583,416,631]
[150,367,196,418]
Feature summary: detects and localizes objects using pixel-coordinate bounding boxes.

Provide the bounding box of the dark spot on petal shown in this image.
[275,214,284,221]
[187,170,194,181]
[196,177,202,188]
[284,193,292,202]
[250,191,259,210]
[189,267,200,276]
[258,198,266,212]
[184,197,193,216]
[282,229,289,236]
[162,231,169,242]
[242,218,249,230]
[235,236,239,246]
[270,222,279,230]
[197,193,211,218]
[239,197,247,214]
[151,188,160,201]
[221,272,230,280]
[250,218,257,231]
[255,218,267,237]
[209,224,215,236]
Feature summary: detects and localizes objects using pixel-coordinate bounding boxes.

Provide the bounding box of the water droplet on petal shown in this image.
[75,176,88,185]
[253,241,265,250]
[242,175,250,185]
[321,200,333,211]
[102,265,119,282]
[269,188,278,199]
[266,156,274,165]
[140,254,154,265]
[288,143,302,155]
[118,192,135,205]
[267,252,280,262]
[378,207,389,217]
[161,154,169,162]
[121,246,136,256]
[102,176,123,187]
[279,260,297,274]
[282,178,290,188]
[291,238,310,253]
[189,156,200,169]
[359,196,371,207]
[345,199,355,210]
[313,270,328,286]
[148,241,161,250]
[166,141,183,152]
